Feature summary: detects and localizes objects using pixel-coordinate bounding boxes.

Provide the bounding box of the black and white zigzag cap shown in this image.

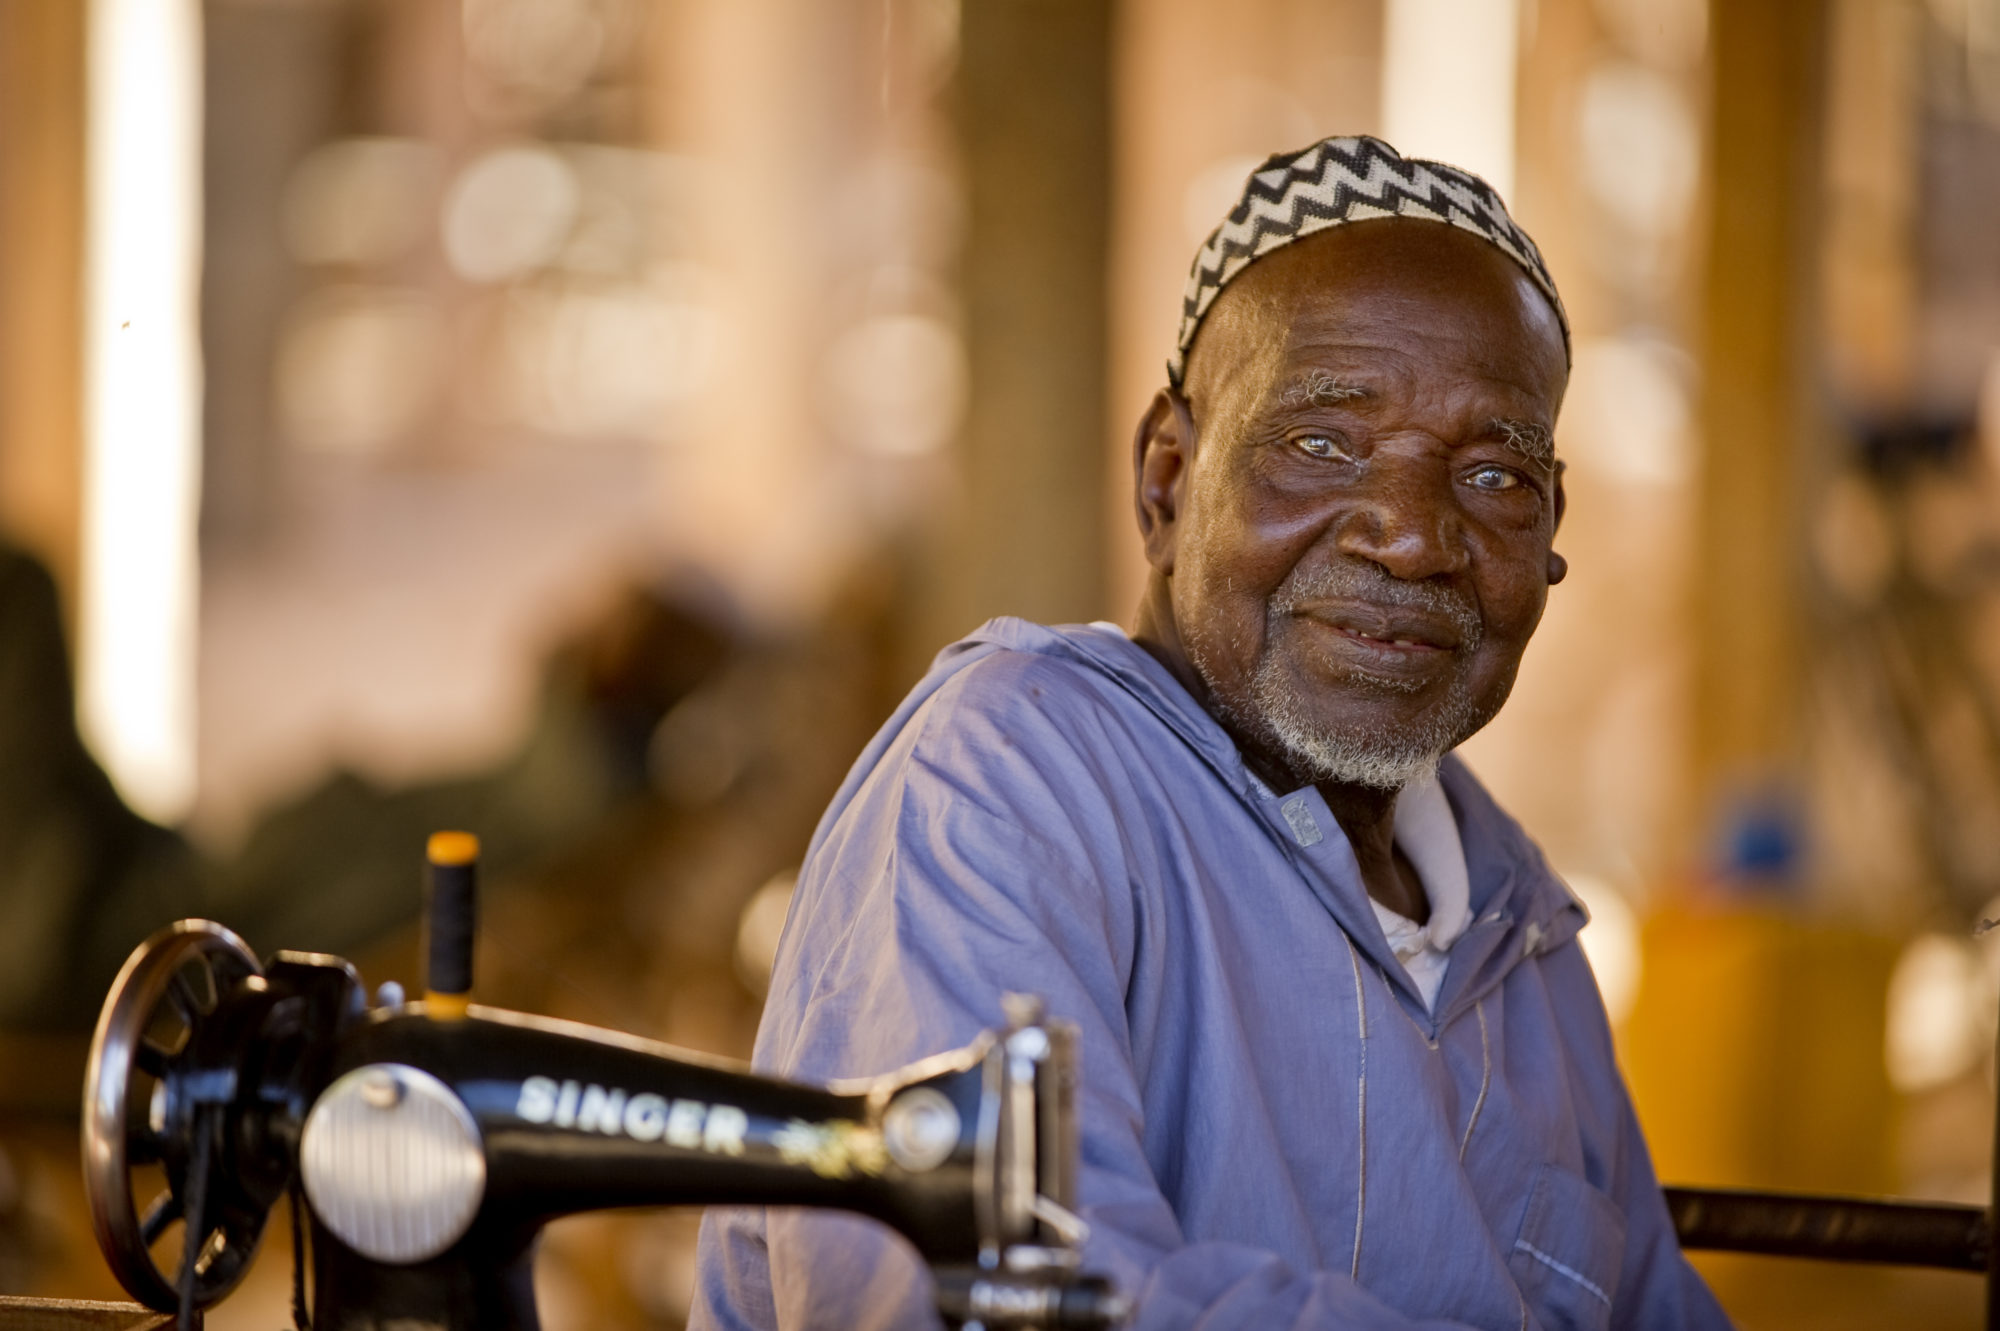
[1168,135,1569,387]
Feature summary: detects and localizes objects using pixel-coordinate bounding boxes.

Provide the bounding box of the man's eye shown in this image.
[1294,435,1346,459]
[1466,464,1522,491]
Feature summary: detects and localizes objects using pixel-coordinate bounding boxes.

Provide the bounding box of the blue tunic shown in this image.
[692,619,1729,1331]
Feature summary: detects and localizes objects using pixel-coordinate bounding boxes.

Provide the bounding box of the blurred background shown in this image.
[2,0,1999,1325]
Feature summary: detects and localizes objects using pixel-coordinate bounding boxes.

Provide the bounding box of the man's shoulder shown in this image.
[904,619,1209,763]
[1436,756,1594,967]
[812,619,1230,857]
[1438,755,1547,862]
[922,628,1126,725]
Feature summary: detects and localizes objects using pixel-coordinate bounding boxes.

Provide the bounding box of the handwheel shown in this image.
[83,920,266,1313]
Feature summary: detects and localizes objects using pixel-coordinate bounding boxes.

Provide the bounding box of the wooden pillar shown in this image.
[0,0,88,627]
[953,0,1112,631]
[1691,0,1828,806]
[199,2,351,550]
[1819,0,1921,408]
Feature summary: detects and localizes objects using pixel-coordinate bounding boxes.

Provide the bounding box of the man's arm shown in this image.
[1535,944,1732,1331]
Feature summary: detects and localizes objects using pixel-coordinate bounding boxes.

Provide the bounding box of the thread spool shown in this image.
[423,831,478,1019]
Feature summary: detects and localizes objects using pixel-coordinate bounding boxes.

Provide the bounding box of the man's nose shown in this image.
[1328,456,1468,582]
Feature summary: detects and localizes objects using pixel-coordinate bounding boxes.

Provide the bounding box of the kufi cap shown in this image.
[1168,135,1569,387]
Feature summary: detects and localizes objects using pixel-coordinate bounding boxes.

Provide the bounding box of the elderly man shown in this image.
[693,136,1730,1330]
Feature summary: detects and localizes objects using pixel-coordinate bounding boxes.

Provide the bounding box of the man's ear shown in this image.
[1135,388,1197,575]
[1547,461,1569,586]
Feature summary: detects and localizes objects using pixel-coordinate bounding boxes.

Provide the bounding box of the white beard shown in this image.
[1240,653,1467,790]
[1191,559,1489,792]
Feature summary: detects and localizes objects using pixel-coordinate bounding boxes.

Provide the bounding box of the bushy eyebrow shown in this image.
[1266,375,1557,473]
[1278,370,1369,408]
[1490,417,1556,471]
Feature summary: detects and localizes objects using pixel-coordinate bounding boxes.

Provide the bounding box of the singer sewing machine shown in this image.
[78,833,1128,1330]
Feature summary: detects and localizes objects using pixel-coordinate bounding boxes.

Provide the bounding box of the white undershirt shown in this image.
[1369,770,1471,1011]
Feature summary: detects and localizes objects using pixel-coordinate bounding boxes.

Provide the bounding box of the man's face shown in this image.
[1142,219,1569,790]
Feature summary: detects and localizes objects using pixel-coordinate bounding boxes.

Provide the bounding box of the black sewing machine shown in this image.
[79,833,1128,1331]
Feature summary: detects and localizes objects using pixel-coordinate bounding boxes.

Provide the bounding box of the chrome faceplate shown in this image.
[300,1063,486,1264]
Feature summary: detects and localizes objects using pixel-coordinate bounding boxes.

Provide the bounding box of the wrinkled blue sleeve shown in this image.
[688,661,1725,1331]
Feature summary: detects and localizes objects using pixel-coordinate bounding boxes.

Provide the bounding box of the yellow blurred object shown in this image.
[1623,902,1897,1194]
[1622,900,1928,1321]
[426,830,480,867]
[423,992,471,1020]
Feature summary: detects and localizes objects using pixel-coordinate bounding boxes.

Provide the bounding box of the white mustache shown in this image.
[1270,560,1482,647]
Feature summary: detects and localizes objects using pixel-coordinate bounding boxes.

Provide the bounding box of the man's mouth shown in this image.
[1329,624,1447,652]
[1297,604,1465,654]
[1281,610,1469,696]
